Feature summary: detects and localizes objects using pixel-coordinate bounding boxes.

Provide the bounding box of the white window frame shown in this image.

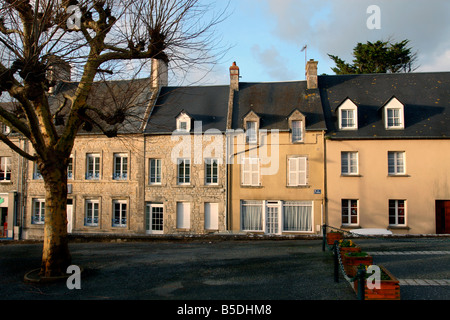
[112,200,127,227]
[177,158,191,185]
[282,201,313,233]
[33,162,42,180]
[389,200,406,226]
[205,158,219,185]
[67,156,74,180]
[384,97,405,130]
[149,159,162,185]
[146,203,164,234]
[204,202,219,230]
[338,99,358,130]
[32,199,45,225]
[341,152,359,175]
[241,157,260,186]
[291,120,303,143]
[246,121,258,144]
[288,156,307,186]
[85,199,99,226]
[342,199,359,226]
[0,157,11,181]
[388,151,406,175]
[86,153,101,180]
[176,202,191,229]
[241,200,263,232]
[113,153,128,180]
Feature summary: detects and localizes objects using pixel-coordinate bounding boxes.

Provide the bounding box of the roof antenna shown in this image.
[301,44,308,79]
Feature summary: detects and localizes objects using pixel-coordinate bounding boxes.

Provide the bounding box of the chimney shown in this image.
[151,58,169,89]
[230,61,240,91]
[306,59,318,89]
[46,55,71,93]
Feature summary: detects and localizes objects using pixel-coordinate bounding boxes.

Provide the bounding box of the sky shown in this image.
[183,0,450,85]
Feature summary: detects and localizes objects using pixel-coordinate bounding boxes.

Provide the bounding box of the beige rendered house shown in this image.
[321,72,450,234]
[227,61,327,235]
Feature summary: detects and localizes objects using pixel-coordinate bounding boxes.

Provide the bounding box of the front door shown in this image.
[146,203,164,234]
[436,201,450,234]
[266,201,281,235]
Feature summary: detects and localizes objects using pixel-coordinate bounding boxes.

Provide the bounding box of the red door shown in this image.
[436,201,450,234]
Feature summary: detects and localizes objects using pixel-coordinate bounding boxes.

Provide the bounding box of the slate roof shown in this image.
[144,85,230,134]
[231,81,327,131]
[319,72,450,139]
[46,78,154,135]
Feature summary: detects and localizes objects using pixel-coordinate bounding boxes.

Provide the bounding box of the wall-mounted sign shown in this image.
[314,189,322,195]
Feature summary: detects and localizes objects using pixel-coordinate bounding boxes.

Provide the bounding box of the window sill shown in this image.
[0,181,13,184]
[340,174,362,177]
[388,225,410,230]
[387,174,410,177]
[286,185,310,188]
[340,224,360,229]
[240,185,263,188]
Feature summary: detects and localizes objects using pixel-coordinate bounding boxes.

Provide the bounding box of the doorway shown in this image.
[0,207,7,237]
[436,201,450,234]
[146,203,164,234]
[266,201,281,235]
[67,199,73,234]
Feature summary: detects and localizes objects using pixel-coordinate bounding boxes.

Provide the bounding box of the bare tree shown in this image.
[0,0,228,277]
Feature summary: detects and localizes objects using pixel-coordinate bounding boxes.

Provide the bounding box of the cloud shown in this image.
[251,44,297,80]
[264,0,450,73]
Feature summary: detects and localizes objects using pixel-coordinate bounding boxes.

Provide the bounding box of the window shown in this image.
[33,163,42,180]
[341,152,358,175]
[241,157,260,186]
[146,203,164,234]
[205,158,219,185]
[389,200,406,226]
[0,157,11,181]
[388,151,405,175]
[241,200,263,231]
[341,110,356,129]
[2,124,10,134]
[113,153,128,180]
[246,121,257,144]
[384,97,405,129]
[338,99,358,130]
[67,157,73,180]
[204,202,219,230]
[112,200,127,227]
[176,202,190,229]
[85,200,99,226]
[177,159,190,184]
[32,199,45,225]
[342,199,358,225]
[176,112,191,132]
[149,159,162,184]
[86,153,100,180]
[291,120,303,143]
[386,108,403,129]
[288,157,307,186]
[283,201,312,232]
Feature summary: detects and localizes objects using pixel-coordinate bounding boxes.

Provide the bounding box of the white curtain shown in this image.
[241,201,262,231]
[283,202,312,232]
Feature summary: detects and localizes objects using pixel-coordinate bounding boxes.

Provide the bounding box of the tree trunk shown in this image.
[40,159,72,277]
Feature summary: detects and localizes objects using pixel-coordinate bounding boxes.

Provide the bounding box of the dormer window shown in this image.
[243,110,260,144]
[288,109,306,143]
[337,99,358,130]
[246,121,257,144]
[176,111,191,133]
[383,97,404,130]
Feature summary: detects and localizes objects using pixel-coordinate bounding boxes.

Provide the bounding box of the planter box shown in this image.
[343,253,373,277]
[326,232,343,245]
[352,265,401,300]
[339,246,361,261]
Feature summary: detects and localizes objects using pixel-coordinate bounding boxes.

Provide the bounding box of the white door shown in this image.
[266,201,281,235]
[146,203,164,234]
[67,204,73,234]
